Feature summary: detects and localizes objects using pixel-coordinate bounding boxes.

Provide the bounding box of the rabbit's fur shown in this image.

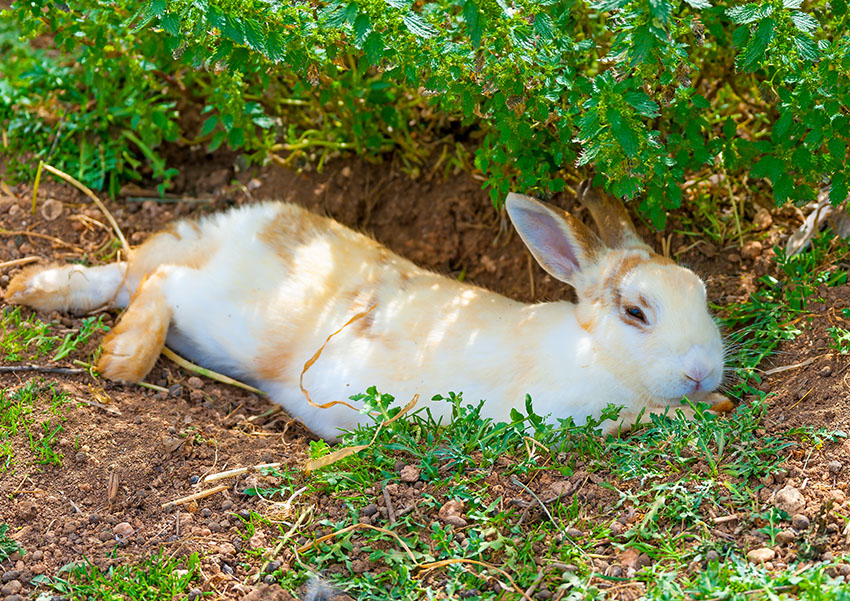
[5,184,726,439]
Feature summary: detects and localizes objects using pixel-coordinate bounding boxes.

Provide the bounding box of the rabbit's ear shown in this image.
[506,193,605,285]
[576,181,651,251]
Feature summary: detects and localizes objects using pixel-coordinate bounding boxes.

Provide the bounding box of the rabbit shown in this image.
[4,183,727,440]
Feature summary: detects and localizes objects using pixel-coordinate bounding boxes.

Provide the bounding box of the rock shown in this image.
[264,560,282,574]
[565,528,583,538]
[791,514,810,531]
[776,530,796,545]
[218,542,236,555]
[820,365,833,377]
[361,504,378,517]
[774,486,806,515]
[351,559,370,574]
[706,550,719,562]
[741,240,762,260]
[609,521,624,536]
[443,515,468,527]
[40,198,63,221]
[4,595,24,601]
[0,572,18,584]
[29,550,43,561]
[113,522,133,537]
[187,376,204,389]
[0,580,21,596]
[828,460,842,474]
[438,500,465,524]
[753,207,773,231]
[400,465,420,483]
[619,548,640,571]
[830,489,846,504]
[727,252,741,264]
[747,548,775,563]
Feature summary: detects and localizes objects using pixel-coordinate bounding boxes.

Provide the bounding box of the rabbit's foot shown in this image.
[5,262,129,313]
[97,270,172,382]
[705,392,735,413]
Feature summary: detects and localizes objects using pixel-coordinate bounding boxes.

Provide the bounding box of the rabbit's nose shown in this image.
[682,348,716,386]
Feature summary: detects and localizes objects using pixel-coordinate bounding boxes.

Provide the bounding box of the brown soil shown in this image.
[0,149,848,599]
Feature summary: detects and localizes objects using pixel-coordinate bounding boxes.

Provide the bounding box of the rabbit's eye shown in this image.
[625,306,647,323]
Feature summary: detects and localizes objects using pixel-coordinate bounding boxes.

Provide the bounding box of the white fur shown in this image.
[5,193,726,441]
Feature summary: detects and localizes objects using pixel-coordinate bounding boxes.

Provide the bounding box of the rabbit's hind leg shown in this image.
[5,262,130,314]
[96,265,176,382]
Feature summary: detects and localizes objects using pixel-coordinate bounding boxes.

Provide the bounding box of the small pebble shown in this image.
[819,365,833,377]
[186,376,204,389]
[361,504,378,517]
[753,207,773,231]
[774,486,805,515]
[30,550,44,561]
[776,530,796,545]
[264,560,282,573]
[187,588,202,601]
[238,509,251,520]
[201,508,212,518]
[0,572,18,583]
[218,542,236,555]
[221,500,234,511]
[741,240,762,260]
[400,465,420,483]
[113,522,133,537]
[828,460,842,474]
[566,528,583,538]
[706,550,719,562]
[609,522,624,536]
[791,514,810,531]
[0,580,22,596]
[394,459,406,472]
[747,548,775,563]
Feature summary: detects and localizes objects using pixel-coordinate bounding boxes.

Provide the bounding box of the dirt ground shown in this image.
[1,148,849,599]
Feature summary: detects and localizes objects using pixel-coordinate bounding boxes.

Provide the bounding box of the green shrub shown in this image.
[3,0,848,225]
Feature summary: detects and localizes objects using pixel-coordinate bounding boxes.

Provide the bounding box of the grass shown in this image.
[38,552,203,600]
[216,233,850,600]
[0,380,71,472]
[0,306,108,363]
[0,523,24,562]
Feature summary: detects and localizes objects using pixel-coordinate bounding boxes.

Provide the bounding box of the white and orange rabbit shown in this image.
[4,183,727,439]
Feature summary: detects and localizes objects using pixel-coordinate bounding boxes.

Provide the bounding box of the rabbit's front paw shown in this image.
[704,392,734,413]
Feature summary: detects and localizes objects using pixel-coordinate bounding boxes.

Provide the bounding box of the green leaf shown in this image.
[794,35,819,61]
[773,173,793,203]
[462,0,482,46]
[751,154,783,182]
[684,0,711,8]
[726,3,761,24]
[742,18,775,71]
[364,32,384,63]
[402,13,437,38]
[533,13,555,40]
[265,29,286,62]
[228,127,244,149]
[593,0,629,11]
[244,19,266,53]
[623,91,659,117]
[607,108,639,157]
[208,130,226,152]
[790,11,819,34]
[771,112,793,143]
[830,173,848,206]
[354,14,371,46]
[221,14,245,45]
[200,115,218,137]
[160,13,180,37]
